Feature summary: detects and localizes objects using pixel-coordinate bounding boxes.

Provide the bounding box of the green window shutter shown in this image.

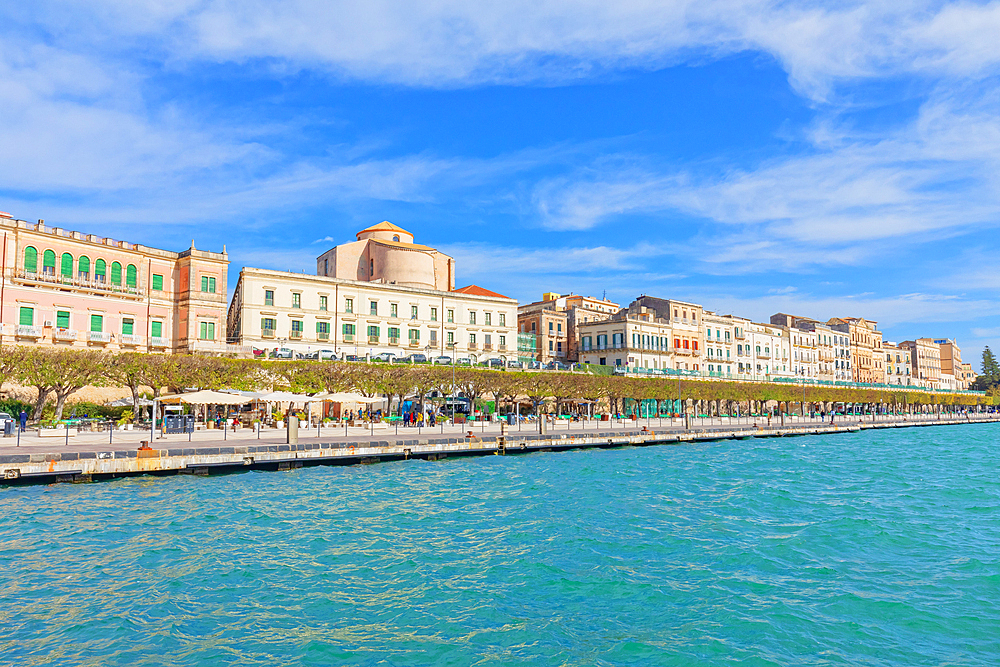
[60,253,73,277]
[208,323,215,339]
[152,274,163,291]
[126,264,137,288]
[78,256,90,275]
[43,250,56,270]
[199,322,207,339]
[24,247,37,273]
[201,276,208,292]
[122,318,134,335]
[111,262,122,285]
[151,321,162,338]
[209,277,216,293]
[95,259,106,278]
[19,307,34,326]
[56,311,70,329]
[90,314,103,333]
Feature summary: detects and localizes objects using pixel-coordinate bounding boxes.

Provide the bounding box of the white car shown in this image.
[0,412,14,430]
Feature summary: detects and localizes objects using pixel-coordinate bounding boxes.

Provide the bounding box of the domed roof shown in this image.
[357,221,409,236]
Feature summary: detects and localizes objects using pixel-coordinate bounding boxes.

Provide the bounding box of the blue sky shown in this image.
[2,1,999,366]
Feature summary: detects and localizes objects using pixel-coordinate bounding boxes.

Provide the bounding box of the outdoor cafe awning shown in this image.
[312,392,385,404]
[158,390,249,405]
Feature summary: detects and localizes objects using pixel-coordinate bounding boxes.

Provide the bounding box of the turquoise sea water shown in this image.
[1,424,999,666]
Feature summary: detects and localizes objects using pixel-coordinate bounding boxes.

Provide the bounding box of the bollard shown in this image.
[109,421,113,446]
[65,425,69,447]
[287,415,299,444]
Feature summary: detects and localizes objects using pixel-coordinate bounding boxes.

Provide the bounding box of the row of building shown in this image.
[0,213,977,390]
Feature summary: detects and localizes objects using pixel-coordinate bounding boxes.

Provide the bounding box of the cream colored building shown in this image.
[518,292,620,364]
[228,223,517,360]
[900,338,942,389]
[934,339,967,388]
[744,322,792,380]
[0,213,231,355]
[883,342,912,385]
[829,317,883,384]
[702,311,738,377]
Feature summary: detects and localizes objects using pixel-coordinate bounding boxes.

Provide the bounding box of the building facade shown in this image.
[883,342,913,385]
[227,223,517,360]
[934,339,966,388]
[517,292,618,363]
[900,338,942,389]
[703,311,737,377]
[829,317,883,384]
[0,214,230,354]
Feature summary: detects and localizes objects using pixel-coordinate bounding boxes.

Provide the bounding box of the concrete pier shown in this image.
[1,416,997,485]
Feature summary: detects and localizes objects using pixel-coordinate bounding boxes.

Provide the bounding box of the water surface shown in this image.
[2,424,998,666]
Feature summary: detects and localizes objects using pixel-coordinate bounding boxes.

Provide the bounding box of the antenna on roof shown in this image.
[602,290,607,301]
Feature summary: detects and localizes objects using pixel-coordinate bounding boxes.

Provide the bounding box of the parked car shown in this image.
[343,354,363,362]
[432,356,453,365]
[373,352,399,362]
[526,360,544,370]
[0,412,14,430]
[485,358,506,368]
[455,357,473,366]
[317,349,337,361]
[268,348,294,359]
[546,361,569,371]
[405,353,428,363]
[507,360,524,369]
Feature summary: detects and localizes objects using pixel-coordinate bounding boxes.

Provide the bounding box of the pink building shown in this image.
[0,213,231,354]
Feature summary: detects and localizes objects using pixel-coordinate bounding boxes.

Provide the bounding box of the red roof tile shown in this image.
[453,284,512,300]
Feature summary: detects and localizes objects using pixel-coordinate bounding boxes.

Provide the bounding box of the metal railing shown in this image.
[89,331,112,343]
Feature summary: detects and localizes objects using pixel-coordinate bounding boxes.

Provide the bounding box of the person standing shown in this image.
[19,410,27,432]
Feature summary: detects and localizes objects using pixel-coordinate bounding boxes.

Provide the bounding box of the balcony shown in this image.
[368,336,379,344]
[409,339,420,347]
[389,337,399,346]
[674,348,692,356]
[89,331,112,343]
[483,343,493,351]
[290,330,303,340]
[469,342,478,351]
[498,345,508,352]
[17,325,43,338]
[54,328,78,341]
[756,351,770,359]
[120,333,143,346]
[262,329,276,339]
[14,269,144,299]
[150,336,169,348]
[446,342,456,349]
[318,332,330,341]
[343,333,354,343]
[734,330,746,339]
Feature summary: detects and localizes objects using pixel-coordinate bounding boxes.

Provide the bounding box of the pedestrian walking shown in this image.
[19,410,27,432]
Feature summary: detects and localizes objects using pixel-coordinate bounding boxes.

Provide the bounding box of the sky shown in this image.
[2,1,999,367]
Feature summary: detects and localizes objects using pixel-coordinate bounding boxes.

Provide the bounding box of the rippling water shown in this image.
[2,424,999,666]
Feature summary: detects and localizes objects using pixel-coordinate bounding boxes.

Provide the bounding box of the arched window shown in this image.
[111,261,122,285]
[392,235,400,242]
[43,250,56,274]
[60,253,73,278]
[24,246,38,273]
[78,255,90,278]
[126,264,137,288]
[95,259,107,282]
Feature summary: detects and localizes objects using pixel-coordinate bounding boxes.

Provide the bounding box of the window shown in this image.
[24,247,37,273]
[343,323,356,337]
[485,312,491,326]
[612,333,623,348]
[430,307,438,321]
[60,253,73,278]
[597,334,607,348]
[499,313,506,327]
[447,309,454,323]
[369,259,374,276]
[557,322,562,333]
[392,235,400,242]
[19,306,34,326]
[94,259,106,282]
[56,311,70,329]
[319,296,328,311]
[389,326,400,340]
[152,274,164,291]
[111,262,122,285]
[408,329,420,341]
[390,303,398,318]
[344,298,352,313]
[557,341,562,353]
[429,330,437,343]
[411,305,418,320]
[201,275,216,293]
[368,325,380,338]
[469,311,476,325]
[447,331,454,344]
[693,341,699,351]
[43,249,56,274]
[291,320,303,334]
[122,318,134,335]
[323,258,328,275]
[199,322,215,340]
[469,333,476,346]
[151,321,163,338]
[370,301,378,316]
[90,314,103,333]
[262,317,276,333]
[126,264,137,288]
[264,290,274,306]
[291,292,301,309]
[683,340,689,349]
[499,335,506,346]
[548,321,553,332]
[531,322,536,332]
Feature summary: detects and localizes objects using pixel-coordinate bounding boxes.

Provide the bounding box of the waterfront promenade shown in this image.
[1,413,996,484]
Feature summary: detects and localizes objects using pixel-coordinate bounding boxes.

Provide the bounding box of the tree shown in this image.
[974,346,1000,390]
